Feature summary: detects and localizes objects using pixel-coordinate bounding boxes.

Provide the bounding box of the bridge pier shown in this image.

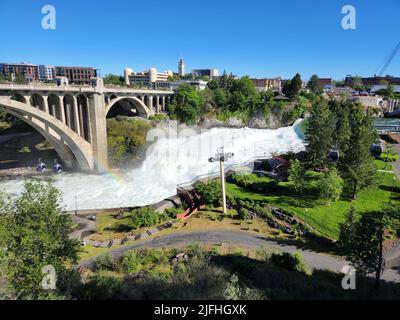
[88,94,108,173]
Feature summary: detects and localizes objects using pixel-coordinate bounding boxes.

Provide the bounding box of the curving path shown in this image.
[78,229,400,283]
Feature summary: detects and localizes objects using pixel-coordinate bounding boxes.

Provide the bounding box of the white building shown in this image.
[39,65,55,81]
[124,67,173,87]
[169,79,208,91]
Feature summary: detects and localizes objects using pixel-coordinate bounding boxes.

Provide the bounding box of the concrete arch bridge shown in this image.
[0,81,173,172]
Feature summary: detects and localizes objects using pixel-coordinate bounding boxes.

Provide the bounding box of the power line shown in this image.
[377,41,400,76]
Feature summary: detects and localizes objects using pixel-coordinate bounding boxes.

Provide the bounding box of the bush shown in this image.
[93,253,117,271]
[317,168,344,203]
[127,207,169,230]
[270,252,309,274]
[253,205,272,219]
[288,159,307,192]
[237,207,251,220]
[381,152,398,162]
[164,205,184,218]
[194,180,221,207]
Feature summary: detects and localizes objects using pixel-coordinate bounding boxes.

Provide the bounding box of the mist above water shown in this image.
[0,120,305,211]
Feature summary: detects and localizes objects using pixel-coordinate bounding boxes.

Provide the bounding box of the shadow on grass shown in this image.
[211,254,400,300]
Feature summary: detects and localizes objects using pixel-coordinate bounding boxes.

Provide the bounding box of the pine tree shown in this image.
[308,74,322,94]
[339,103,378,199]
[330,100,352,155]
[305,97,334,167]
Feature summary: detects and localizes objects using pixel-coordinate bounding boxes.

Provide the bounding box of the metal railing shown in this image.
[177,153,269,189]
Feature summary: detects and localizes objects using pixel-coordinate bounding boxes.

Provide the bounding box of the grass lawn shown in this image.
[227,161,400,239]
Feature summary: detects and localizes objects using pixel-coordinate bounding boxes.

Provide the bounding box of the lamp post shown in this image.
[208,147,234,214]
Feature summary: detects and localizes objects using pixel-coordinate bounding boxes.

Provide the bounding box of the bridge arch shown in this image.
[0,96,93,171]
[48,93,61,120]
[11,92,26,103]
[76,94,91,142]
[105,96,151,118]
[30,93,45,111]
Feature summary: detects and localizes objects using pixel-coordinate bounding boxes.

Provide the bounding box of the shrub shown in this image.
[381,152,398,162]
[288,159,307,193]
[93,253,117,271]
[270,252,309,274]
[256,246,280,261]
[253,205,272,219]
[237,207,251,220]
[317,168,344,203]
[127,207,168,230]
[164,205,184,218]
[194,180,221,207]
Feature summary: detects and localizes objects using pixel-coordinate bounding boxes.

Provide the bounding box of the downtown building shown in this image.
[345,75,400,87]
[191,68,219,79]
[251,77,282,92]
[124,67,173,88]
[0,62,40,81]
[54,66,99,84]
[0,62,98,84]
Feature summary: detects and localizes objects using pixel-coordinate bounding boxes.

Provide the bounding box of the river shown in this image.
[0,120,306,211]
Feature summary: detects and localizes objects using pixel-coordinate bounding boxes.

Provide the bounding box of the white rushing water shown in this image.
[0,120,305,210]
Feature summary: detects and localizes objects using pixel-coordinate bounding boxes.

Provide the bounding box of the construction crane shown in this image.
[377,41,400,76]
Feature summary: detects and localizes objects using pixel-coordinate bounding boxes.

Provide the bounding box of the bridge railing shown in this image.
[0,83,174,94]
[177,153,269,189]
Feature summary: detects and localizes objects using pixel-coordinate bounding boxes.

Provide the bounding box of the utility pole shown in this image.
[208,147,234,214]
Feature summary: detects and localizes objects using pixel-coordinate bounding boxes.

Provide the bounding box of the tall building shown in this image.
[54,66,98,84]
[38,65,55,81]
[0,62,39,81]
[191,68,219,79]
[178,58,185,76]
[124,67,173,88]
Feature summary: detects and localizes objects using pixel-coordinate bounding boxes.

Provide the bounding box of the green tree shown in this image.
[103,73,124,86]
[386,84,395,99]
[283,73,302,100]
[168,84,201,124]
[338,206,357,249]
[194,180,221,207]
[308,74,322,94]
[317,168,344,203]
[305,97,334,167]
[338,208,398,288]
[339,104,377,199]
[330,100,352,155]
[288,159,307,193]
[15,73,26,84]
[0,181,80,299]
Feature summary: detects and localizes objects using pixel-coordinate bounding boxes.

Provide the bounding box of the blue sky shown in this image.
[0,0,399,80]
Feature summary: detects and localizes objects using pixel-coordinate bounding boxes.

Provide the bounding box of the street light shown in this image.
[208,147,234,214]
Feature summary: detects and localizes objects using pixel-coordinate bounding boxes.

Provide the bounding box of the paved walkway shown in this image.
[78,229,400,283]
[391,144,400,178]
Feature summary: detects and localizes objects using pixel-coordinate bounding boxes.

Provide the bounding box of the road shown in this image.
[78,229,400,283]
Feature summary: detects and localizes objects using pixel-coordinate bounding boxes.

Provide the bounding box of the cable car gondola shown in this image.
[36,158,47,173]
[53,159,62,174]
[327,149,340,162]
[370,143,383,158]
